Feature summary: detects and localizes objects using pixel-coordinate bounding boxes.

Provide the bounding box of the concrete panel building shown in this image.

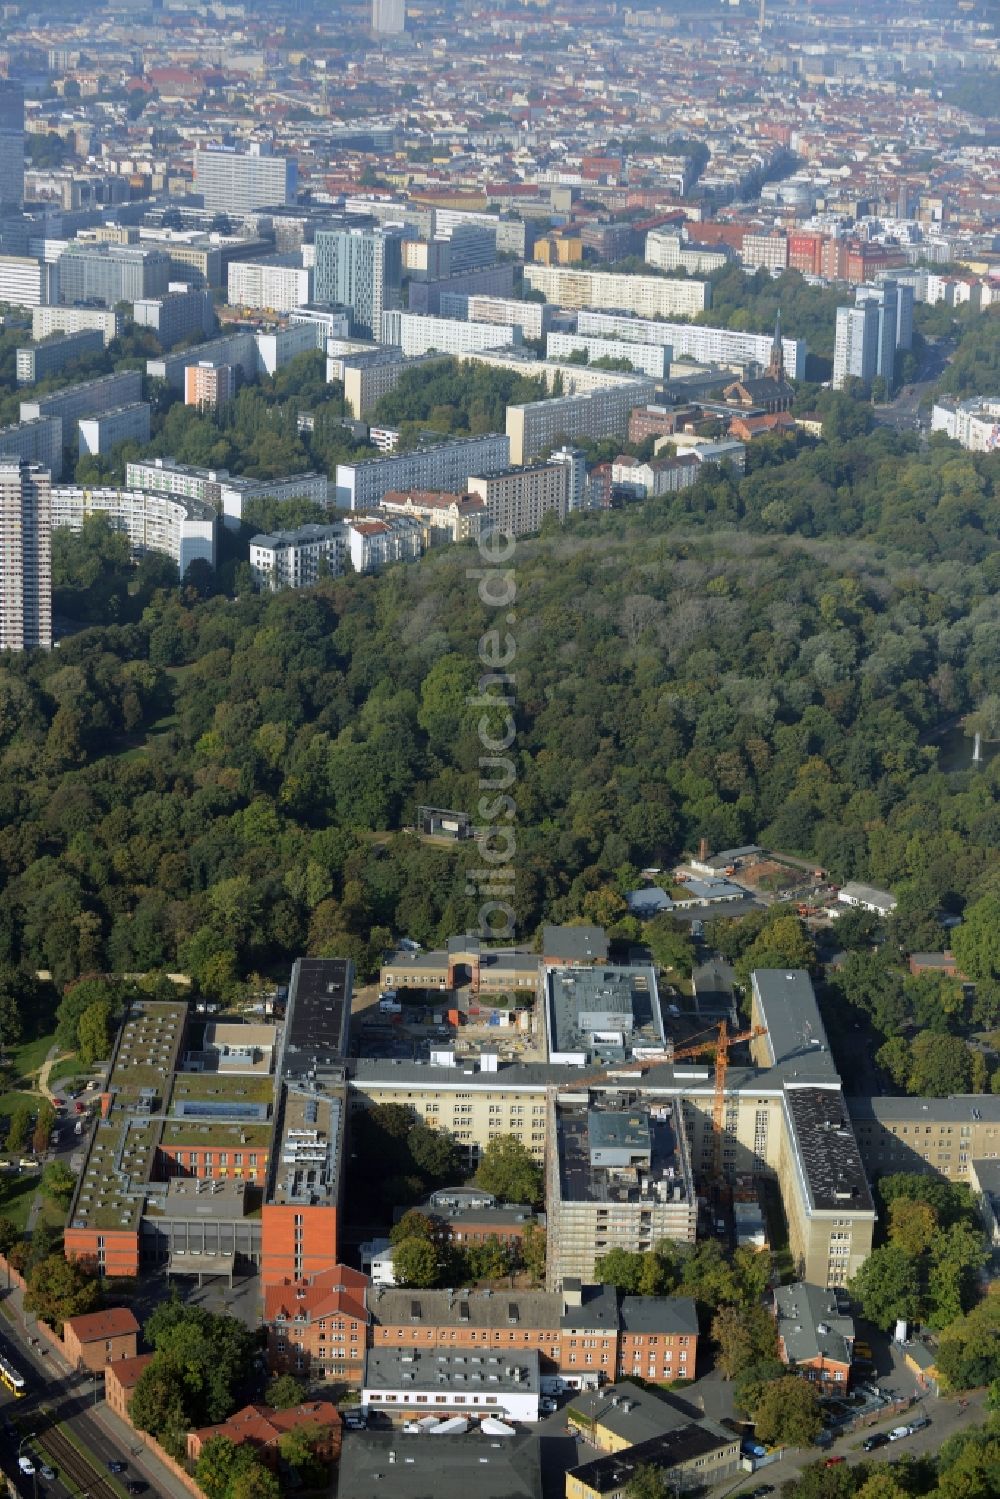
[77,403,151,459]
[0,80,24,212]
[50,485,218,576]
[132,286,216,349]
[0,459,52,653]
[466,295,553,340]
[125,457,329,530]
[0,254,59,308]
[16,328,104,385]
[336,433,509,511]
[31,306,121,346]
[506,381,656,466]
[228,254,312,315]
[194,146,297,216]
[0,417,64,479]
[546,332,672,379]
[21,369,143,430]
[57,244,171,307]
[524,265,709,319]
[577,311,808,382]
[466,461,569,536]
[380,309,517,357]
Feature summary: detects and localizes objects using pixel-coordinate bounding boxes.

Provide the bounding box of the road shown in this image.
[872,335,954,434]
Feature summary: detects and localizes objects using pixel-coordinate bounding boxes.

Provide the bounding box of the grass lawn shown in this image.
[8,1034,55,1086]
[0,1090,40,1119]
[35,1192,68,1233]
[47,1055,82,1088]
[0,1173,40,1233]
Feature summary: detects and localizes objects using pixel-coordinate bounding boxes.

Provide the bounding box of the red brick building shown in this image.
[264,1266,369,1383]
[105,1355,154,1420]
[187,1402,342,1469]
[63,1308,140,1372]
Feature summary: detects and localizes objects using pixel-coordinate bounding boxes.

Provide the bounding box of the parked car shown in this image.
[125,1483,146,1495]
[39,1464,55,1481]
[907,1416,930,1434]
[824,1457,846,1468]
[889,1426,911,1442]
[863,1433,890,1452]
[540,1397,557,1414]
[107,1460,127,1473]
[741,1442,767,1458]
[18,1458,35,1476]
[749,1487,774,1498]
[342,1412,366,1431]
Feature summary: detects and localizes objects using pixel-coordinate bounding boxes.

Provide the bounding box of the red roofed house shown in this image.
[105,1354,154,1421]
[264,1265,369,1385]
[187,1402,341,1469]
[62,1307,140,1372]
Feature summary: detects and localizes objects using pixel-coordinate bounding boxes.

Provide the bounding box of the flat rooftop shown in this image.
[268,1083,344,1208]
[363,1346,539,1395]
[750,969,837,1078]
[542,925,609,963]
[785,1086,875,1215]
[281,957,352,1079]
[568,1426,737,1494]
[158,1177,251,1220]
[557,1101,687,1206]
[848,1095,1000,1124]
[337,1431,542,1499]
[546,964,664,1063]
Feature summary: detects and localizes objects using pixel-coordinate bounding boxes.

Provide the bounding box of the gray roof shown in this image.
[785,1087,874,1215]
[618,1295,699,1337]
[839,881,897,910]
[568,1384,724,1448]
[363,1345,539,1395]
[336,1431,542,1499]
[542,925,610,963]
[848,1095,1000,1124]
[567,1426,738,1494]
[750,969,837,1078]
[626,887,671,916]
[971,1159,1000,1195]
[546,964,664,1063]
[774,1282,853,1367]
[250,523,343,548]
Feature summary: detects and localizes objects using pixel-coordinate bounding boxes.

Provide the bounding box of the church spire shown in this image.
[767,307,784,379]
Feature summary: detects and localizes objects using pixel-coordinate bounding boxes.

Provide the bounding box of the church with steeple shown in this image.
[722,308,796,414]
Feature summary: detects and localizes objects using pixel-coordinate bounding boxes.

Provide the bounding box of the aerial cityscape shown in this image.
[0,2,998,1499]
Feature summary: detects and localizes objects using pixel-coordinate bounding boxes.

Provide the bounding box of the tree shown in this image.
[624,1466,670,1499]
[732,1358,786,1416]
[144,1300,257,1424]
[848,1245,921,1330]
[935,1289,1000,1389]
[229,1467,281,1499]
[195,1435,250,1499]
[25,1254,101,1334]
[952,894,1000,985]
[408,1124,462,1182]
[736,916,817,987]
[0,1217,20,1257]
[594,1249,647,1294]
[32,1100,55,1156]
[390,1210,437,1247]
[265,1373,306,1409]
[475,1135,543,1206]
[751,1376,822,1447]
[40,1160,76,1205]
[77,999,112,1065]
[466,1235,511,1282]
[522,1223,546,1284]
[277,1420,326,1483]
[392,1236,440,1288]
[907,1032,973,1097]
[680,1240,740,1309]
[646,914,695,979]
[8,1102,32,1154]
[887,1198,937,1258]
[711,1304,779,1379]
[130,1358,190,1449]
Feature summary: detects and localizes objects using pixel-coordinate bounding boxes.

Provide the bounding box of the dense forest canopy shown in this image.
[1,413,999,999]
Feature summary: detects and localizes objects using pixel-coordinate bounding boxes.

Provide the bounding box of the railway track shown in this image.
[37,1421,123,1499]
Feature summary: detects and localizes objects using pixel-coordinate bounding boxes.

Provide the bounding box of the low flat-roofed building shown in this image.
[542,926,610,967]
[380,937,538,996]
[363,1345,541,1423]
[337,1430,542,1499]
[567,1425,741,1499]
[545,965,665,1067]
[401,1189,544,1249]
[774,1281,854,1391]
[567,1382,730,1457]
[837,881,897,916]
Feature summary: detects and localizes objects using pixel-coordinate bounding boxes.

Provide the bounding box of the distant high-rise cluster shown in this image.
[833,278,913,395]
[0,79,24,212]
[0,458,52,653]
[372,0,406,35]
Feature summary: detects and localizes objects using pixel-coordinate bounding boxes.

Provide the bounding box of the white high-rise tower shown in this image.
[0,459,52,653]
[372,0,406,34]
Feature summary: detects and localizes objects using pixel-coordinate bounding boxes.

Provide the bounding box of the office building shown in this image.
[336,433,509,511]
[313,228,403,339]
[832,302,880,390]
[577,310,808,381]
[289,305,352,341]
[50,486,217,576]
[854,279,914,395]
[16,329,104,386]
[644,231,729,276]
[0,80,24,211]
[228,255,312,315]
[249,523,347,591]
[57,244,171,308]
[31,306,120,346]
[546,332,671,379]
[542,964,666,1066]
[338,349,452,420]
[0,254,58,308]
[407,263,515,317]
[364,1346,541,1424]
[506,381,656,466]
[78,403,151,460]
[466,462,569,537]
[380,309,517,357]
[21,369,142,430]
[132,286,215,350]
[0,417,64,480]
[372,0,406,32]
[185,362,235,411]
[146,332,257,392]
[524,265,709,319]
[194,146,298,217]
[0,459,52,653]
